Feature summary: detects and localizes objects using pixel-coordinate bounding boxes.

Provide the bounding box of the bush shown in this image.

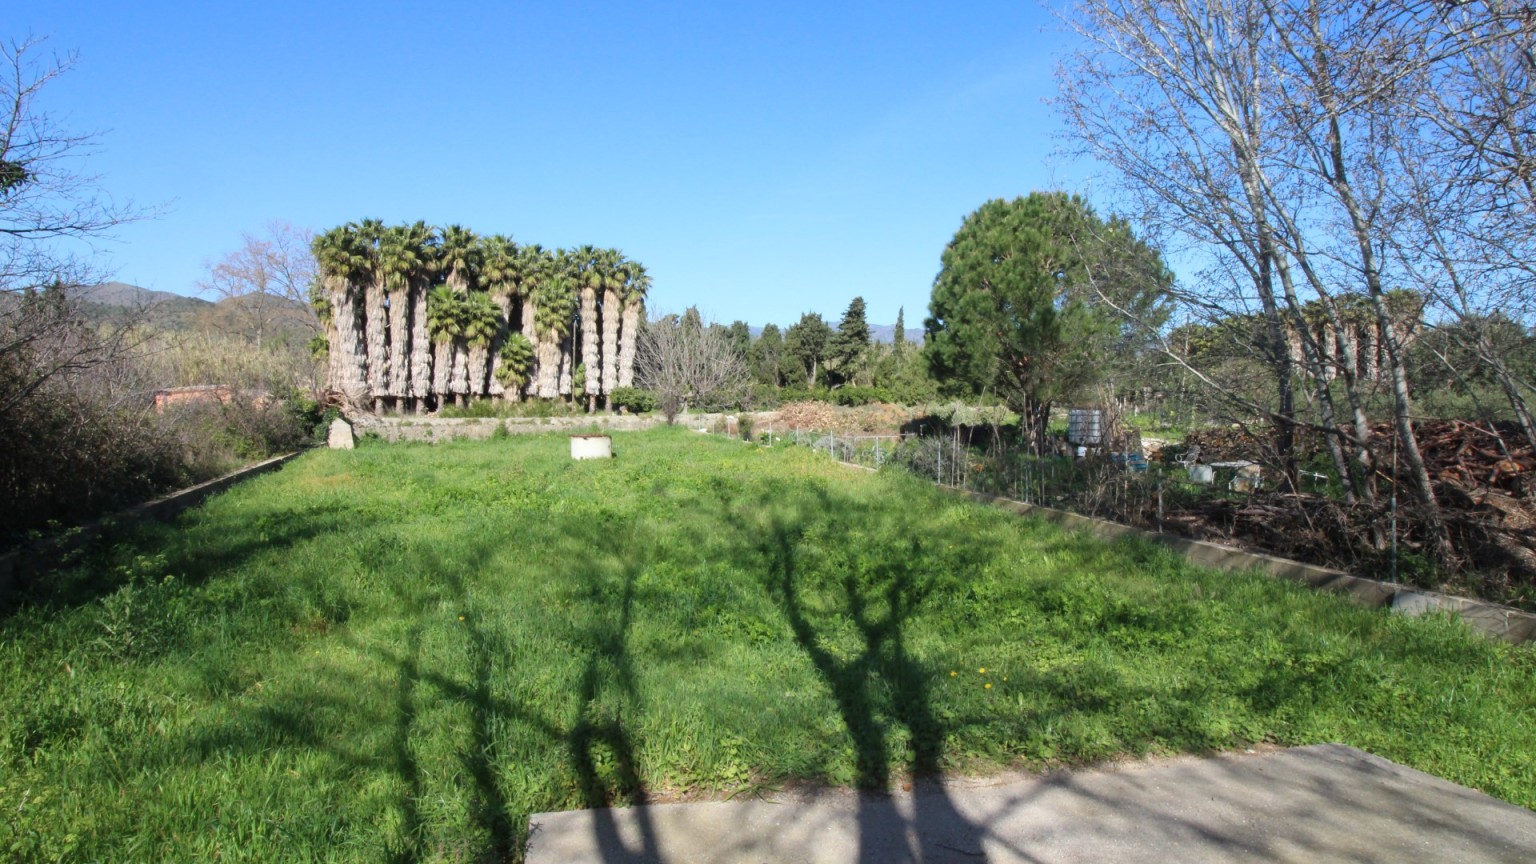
[609,387,656,414]
[832,386,894,407]
[438,398,582,419]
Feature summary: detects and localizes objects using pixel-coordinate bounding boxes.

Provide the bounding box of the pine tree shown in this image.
[829,296,870,386]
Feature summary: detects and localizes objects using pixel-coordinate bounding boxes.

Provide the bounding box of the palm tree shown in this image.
[539,250,579,400]
[571,244,603,411]
[312,226,371,403]
[351,218,387,412]
[479,234,519,398]
[379,223,426,410]
[494,332,535,401]
[408,224,440,412]
[426,284,467,407]
[617,260,650,388]
[518,244,553,399]
[463,292,500,401]
[597,248,626,409]
[438,225,482,402]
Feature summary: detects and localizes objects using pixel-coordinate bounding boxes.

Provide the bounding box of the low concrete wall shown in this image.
[954,488,1536,646]
[365,412,768,443]
[0,451,303,604]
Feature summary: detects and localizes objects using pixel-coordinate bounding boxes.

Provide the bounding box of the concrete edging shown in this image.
[951,487,1536,646]
[0,451,304,602]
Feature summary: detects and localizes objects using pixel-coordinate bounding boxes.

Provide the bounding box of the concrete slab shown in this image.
[525,744,1536,863]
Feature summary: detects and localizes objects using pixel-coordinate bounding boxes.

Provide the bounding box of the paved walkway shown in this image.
[526,744,1536,863]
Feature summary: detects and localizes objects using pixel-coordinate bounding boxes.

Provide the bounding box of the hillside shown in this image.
[76,281,214,330]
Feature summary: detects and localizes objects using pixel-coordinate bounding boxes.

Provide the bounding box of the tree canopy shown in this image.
[923,192,1172,442]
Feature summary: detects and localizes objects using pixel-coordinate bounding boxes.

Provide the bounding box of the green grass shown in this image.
[2,428,1533,862]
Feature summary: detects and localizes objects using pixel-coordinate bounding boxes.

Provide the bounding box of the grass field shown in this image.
[2,428,1534,862]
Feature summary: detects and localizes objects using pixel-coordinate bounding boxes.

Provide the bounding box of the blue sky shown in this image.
[18,1,1090,328]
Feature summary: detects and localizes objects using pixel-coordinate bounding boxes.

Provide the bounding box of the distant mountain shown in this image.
[747,323,924,345]
[870,324,924,345]
[76,281,205,308]
[76,282,214,331]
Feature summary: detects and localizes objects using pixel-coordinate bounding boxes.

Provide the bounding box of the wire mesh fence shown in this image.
[741,422,1214,530]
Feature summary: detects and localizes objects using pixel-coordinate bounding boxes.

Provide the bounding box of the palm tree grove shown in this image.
[313,221,649,413]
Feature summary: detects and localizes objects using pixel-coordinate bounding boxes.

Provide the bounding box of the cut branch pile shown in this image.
[1159,420,1535,608]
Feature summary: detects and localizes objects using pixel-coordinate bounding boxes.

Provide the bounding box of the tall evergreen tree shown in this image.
[828,296,870,386]
[924,192,1171,449]
[784,312,832,388]
[894,306,906,348]
[726,320,752,360]
[751,323,784,386]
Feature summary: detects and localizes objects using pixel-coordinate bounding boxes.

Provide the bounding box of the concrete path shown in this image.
[525,744,1536,863]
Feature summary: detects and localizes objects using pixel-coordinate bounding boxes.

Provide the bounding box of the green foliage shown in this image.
[831,385,893,406]
[828,296,871,386]
[784,312,832,388]
[924,193,1172,437]
[426,284,468,343]
[0,432,1532,861]
[495,332,535,391]
[608,386,656,414]
[751,323,784,387]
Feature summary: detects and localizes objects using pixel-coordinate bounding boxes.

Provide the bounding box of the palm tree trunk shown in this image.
[409,284,432,412]
[521,297,541,399]
[432,341,453,403]
[332,280,369,403]
[364,280,388,412]
[538,326,562,399]
[450,339,470,398]
[601,287,619,408]
[618,299,642,388]
[487,295,512,398]
[387,290,410,404]
[468,344,489,399]
[581,287,599,411]
[559,330,575,398]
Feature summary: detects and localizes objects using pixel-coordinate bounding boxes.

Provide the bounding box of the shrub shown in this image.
[832,386,894,407]
[609,387,656,414]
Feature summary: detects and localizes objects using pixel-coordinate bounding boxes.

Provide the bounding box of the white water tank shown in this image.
[570,434,612,460]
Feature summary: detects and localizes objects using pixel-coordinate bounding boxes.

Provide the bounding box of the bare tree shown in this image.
[1051,0,1529,561]
[196,221,320,348]
[636,312,749,424]
[2,35,147,418]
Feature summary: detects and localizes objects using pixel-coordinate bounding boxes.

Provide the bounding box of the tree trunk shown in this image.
[1321,111,1450,560]
[522,296,542,399]
[601,287,619,407]
[331,279,369,404]
[581,286,599,410]
[433,341,452,403]
[365,280,387,409]
[450,339,469,397]
[487,294,512,398]
[409,283,433,411]
[559,330,574,398]
[618,298,642,388]
[538,326,562,399]
[387,290,409,400]
[467,344,489,399]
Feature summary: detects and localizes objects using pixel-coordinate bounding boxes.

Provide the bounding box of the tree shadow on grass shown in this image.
[729,482,992,861]
[2,498,377,620]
